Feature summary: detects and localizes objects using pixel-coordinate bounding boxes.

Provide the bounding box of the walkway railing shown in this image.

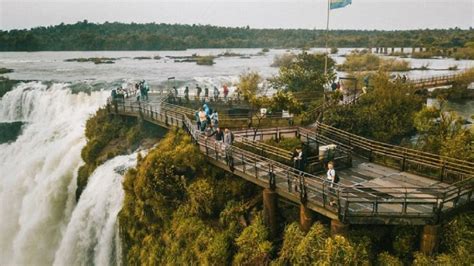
[108,99,473,224]
[314,122,474,183]
[409,70,472,89]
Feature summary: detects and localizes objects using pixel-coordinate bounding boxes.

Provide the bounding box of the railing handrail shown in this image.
[108,98,473,221]
[316,122,474,170]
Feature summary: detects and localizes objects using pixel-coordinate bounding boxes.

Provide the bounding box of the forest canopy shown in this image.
[0,20,473,51]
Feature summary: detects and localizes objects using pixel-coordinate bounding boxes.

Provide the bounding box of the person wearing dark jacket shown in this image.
[209,127,224,142]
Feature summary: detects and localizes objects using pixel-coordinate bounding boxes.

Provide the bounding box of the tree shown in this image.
[324,71,423,143]
[238,72,302,139]
[233,214,273,265]
[414,101,474,161]
[271,51,336,94]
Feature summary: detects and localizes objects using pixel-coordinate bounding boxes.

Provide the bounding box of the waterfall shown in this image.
[0,81,116,265]
[53,153,138,266]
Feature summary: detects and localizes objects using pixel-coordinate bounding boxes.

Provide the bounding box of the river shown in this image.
[0,49,472,265]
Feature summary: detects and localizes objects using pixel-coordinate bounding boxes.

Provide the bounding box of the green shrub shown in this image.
[187,178,218,218]
[377,252,403,266]
[234,214,273,265]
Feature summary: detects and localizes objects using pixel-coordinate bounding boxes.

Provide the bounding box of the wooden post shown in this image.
[330,219,349,237]
[263,188,278,239]
[299,203,314,232]
[420,224,440,255]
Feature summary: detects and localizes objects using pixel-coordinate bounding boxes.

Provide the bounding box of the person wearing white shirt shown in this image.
[326,161,336,206]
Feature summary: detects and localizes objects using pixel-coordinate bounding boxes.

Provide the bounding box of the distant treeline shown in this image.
[0,20,473,51]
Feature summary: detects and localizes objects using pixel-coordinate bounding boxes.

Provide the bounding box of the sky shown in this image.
[0,0,473,31]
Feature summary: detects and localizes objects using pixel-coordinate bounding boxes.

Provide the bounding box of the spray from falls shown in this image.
[0,82,108,265]
[53,153,139,266]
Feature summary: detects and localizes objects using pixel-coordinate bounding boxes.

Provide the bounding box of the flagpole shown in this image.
[324,0,330,76]
[321,0,330,122]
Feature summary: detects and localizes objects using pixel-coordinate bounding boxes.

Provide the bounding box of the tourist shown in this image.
[111,88,117,100]
[331,82,337,92]
[209,127,224,142]
[204,86,209,99]
[224,128,234,146]
[184,86,189,102]
[293,147,303,171]
[224,128,235,170]
[213,86,219,101]
[142,80,149,101]
[326,161,338,206]
[195,110,201,130]
[173,86,178,97]
[196,85,202,99]
[210,111,219,128]
[199,108,207,132]
[327,161,336,185]
[223,84,229,101]
[136,87,140,102]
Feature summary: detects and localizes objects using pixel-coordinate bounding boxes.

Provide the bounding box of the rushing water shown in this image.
[0,49,472,265]
[53,153,139,266]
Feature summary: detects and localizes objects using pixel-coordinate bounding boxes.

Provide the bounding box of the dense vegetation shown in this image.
[321,70,474,160]
[116,128,473,265]
[323,72,424,143]
[339,52,411,72]
[76,108,165,200]
[1,21,473,51]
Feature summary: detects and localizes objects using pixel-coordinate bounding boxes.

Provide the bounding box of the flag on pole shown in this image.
[330,0,352,10]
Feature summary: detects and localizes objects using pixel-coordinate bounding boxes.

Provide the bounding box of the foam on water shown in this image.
[0,82,108,265]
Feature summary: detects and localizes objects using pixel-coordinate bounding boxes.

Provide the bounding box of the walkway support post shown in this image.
[263,188,278,239]
[330,219,349,237]
[420,224,440,255]
[299,203,314,232]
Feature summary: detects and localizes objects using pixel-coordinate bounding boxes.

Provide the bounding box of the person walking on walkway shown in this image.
[209,127,224,142]
[196,85,202,100]
[223,84,229,101]
[204,86,209,99]
[224,128,235,170]
[210,111,219,129]
[198,108,207,132]
[213,86,220,101]
[184,86,189,102]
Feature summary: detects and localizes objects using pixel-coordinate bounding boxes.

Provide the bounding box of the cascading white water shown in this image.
[53,153,139,266]
[0,82,111,265]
